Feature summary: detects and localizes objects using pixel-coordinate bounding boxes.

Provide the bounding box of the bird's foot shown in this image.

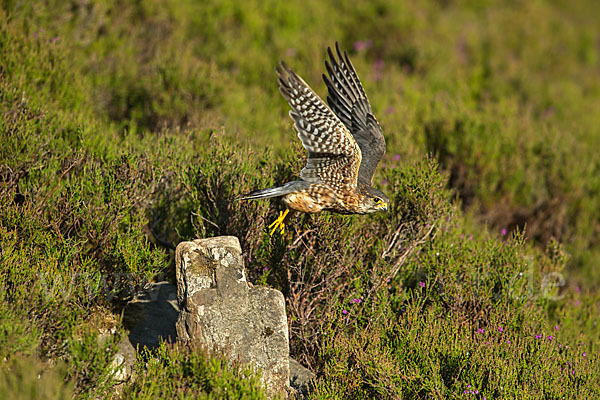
[269,209,289,236]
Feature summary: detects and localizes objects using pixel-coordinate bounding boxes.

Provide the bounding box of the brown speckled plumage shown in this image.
[240,43,389,233]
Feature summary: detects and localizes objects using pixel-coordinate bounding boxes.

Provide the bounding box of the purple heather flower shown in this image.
[342,309,348,315]
[50,36,59,43]
[354,39,373,52]
[393,154,401,161]
[477,328,484,334]
[501,228,507,236]
[381,179,388,185]
[559,344,562,349]
[507,340,511,344]
[469,235,473,241]
[548,335,553,341]
[535,334,542,339]
[498,326,504,332]
[419,282,426,288]
[574,285,580,293]
[555,325,559,331]
[350,298,362,304]
[583,352,587,357]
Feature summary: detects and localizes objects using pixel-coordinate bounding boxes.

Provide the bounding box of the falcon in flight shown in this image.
[240,43,388,235]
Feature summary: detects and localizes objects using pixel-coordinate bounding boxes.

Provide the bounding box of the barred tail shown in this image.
[237,181,309,201]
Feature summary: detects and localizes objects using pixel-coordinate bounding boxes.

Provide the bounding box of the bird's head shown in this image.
[359,186,389,214]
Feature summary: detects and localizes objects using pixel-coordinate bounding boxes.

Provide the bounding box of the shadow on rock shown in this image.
[123,281,179,350]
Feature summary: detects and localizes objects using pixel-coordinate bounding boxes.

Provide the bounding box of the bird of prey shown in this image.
[240,43,388,235]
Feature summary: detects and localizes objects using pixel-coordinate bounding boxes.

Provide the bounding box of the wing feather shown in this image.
[277,62,361,192]
[323,43,386,186]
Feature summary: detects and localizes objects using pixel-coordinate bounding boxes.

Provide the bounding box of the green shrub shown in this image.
[1,0,599,397]
[0,356,73,400]
[123,343,268,399]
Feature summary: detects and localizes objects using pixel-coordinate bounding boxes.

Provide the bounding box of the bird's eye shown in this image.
[373,197,381,204]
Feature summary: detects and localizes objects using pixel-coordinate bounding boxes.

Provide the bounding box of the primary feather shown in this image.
[323,42,386,186]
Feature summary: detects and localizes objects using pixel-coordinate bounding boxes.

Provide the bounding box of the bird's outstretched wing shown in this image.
[323,43,386,186]
[277,62,362,193]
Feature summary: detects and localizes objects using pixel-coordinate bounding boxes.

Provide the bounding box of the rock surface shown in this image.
[175,236,290,398]
[114,236,314,397]
[110,338,137,382]
[124,281,179,350]
[289,359,315,398]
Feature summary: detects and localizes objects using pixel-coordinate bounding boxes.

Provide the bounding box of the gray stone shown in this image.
[124,281,179,350]
[110,338,137,382]
[175,236,290,398]
[289,359,315,398]
[106,281,179,385]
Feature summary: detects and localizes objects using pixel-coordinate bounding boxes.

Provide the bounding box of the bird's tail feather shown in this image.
[237,181,308,201]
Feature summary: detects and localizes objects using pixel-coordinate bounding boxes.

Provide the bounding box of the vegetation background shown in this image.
[1,0,599,398]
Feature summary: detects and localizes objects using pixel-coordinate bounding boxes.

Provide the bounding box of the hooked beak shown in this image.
[380,202,388,212]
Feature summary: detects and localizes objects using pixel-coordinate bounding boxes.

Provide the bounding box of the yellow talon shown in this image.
[269,209,289,236]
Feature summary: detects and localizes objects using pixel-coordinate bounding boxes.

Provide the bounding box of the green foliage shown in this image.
[123,343,268,399]
[1,0,599,398]
[0,356,74,400]
[312,232,600,398]
[315,297,600,399]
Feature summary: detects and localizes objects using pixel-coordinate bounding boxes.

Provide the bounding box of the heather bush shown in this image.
[122,343,268,399]
[1,0,599,397]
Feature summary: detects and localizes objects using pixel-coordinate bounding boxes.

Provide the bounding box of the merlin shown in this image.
[240,43,389,235]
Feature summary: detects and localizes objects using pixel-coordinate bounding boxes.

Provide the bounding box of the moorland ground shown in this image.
[1,0,599,398]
